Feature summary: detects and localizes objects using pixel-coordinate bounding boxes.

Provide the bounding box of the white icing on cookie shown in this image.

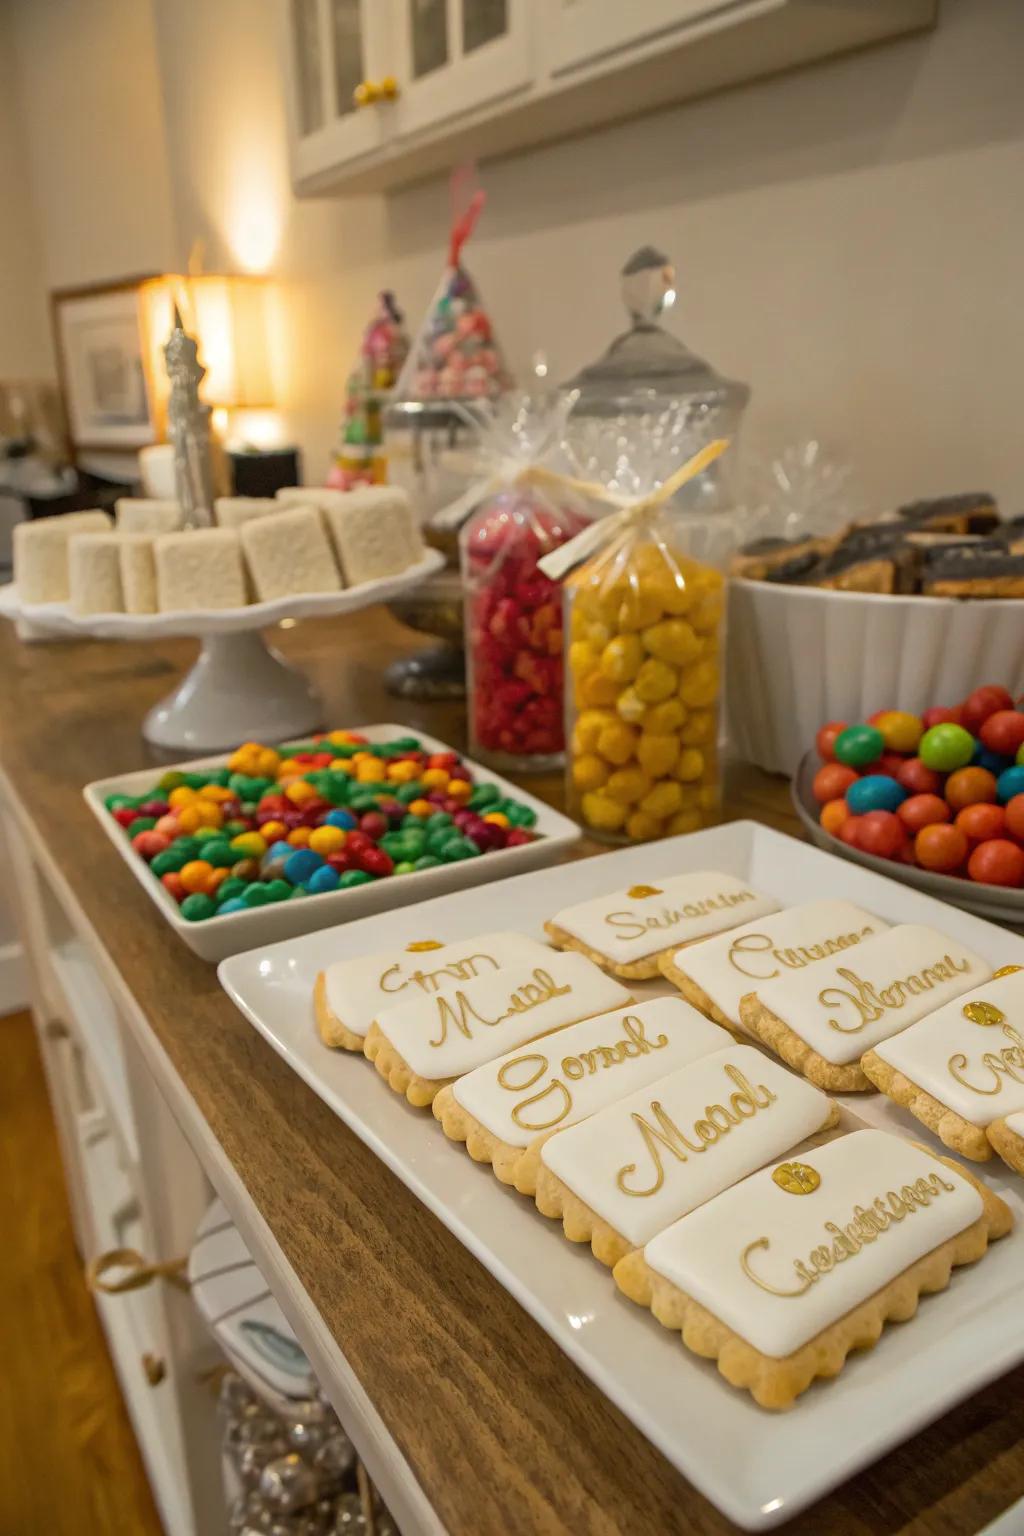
[322,930,551,1039]
[873,970,1024,1123]
[643,1129,982,1359]
[452,997,732,1147]
[750,924,990,1066]
[1004,1111,1024,1137]
[672,899,887,1031]
[552,871,780,965]
[377,951,632,1081]
[540,1045,832,1249]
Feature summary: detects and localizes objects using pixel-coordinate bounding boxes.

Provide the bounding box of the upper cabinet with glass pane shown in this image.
[282,0,936,194]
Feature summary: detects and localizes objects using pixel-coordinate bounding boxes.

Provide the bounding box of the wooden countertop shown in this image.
[0,608,1021,1536]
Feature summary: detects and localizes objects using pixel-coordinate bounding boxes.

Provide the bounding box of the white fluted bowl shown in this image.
[726,579,1024,776]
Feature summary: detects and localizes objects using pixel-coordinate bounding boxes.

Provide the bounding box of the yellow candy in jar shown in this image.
[636,733,678,779]
[587,620,612,649]
[667,808,703,835]
[605,766,651,805]
[678,659,719,709]
[689,582,725,633]
[615,687,647,725]
[626,810,663,841]
[580,671,621,708]
[639,780,684,819]
[600,634,644,682]
[616,587,663,633]
[643,698,687,734]
[569,639,597,678]
[596,720,637,766]
[572,754,609,793]
[641,618,701,668]
[675,747,704,782]
[580,791,627,832]
[573,708,615,755]
[634,657,678,703]
[680,708,715,745]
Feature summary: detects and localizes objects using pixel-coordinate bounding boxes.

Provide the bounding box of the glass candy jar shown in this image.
[566,510,726,841]
[462,489,588,771]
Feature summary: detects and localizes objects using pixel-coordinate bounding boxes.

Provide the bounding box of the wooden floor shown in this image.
[0,1010,162,1536]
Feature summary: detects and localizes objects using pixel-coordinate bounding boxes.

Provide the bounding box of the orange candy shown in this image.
[161,872,186,903]
[421,767,450,791]
[944,766,997,811]
[207,868,230,895]
[819,798,848,836]
[447,778,472,801]
[179,859,214,893]
[285,779,319,806]
[177,801,222,834]
[259,819,287,842]
[406,798,434,818]
[287,827,311,846]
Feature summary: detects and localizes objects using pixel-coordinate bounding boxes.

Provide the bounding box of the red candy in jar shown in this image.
[461,489,587,771]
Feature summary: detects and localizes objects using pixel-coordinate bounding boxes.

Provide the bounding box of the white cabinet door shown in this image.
[546,0,761,76]
[386,0,533,139]
[285,0,391,180]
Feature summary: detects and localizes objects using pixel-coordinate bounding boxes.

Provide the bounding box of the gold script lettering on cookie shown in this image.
[379,948,505,996]
[498,1014,670,1133]
[726,924,875,981]
[948,1022,1024,1096]
[819,955,972,1035]
[430,967,571,1048]
[616,1066,777,1197]
[605,887,757,944]
[740,1169,959,1297]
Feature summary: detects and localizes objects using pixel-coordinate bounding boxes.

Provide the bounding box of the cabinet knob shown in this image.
[353,76,399,108]
[142,1352,166,1387]
[86,1246,190,1294]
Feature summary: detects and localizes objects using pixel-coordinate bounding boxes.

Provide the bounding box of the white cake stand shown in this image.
[0,550,445,752]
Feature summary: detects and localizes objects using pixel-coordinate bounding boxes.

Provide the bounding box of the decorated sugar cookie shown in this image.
[313,930,552,1050]
[364,951,632,1107]
[613,1128,1012,1409]
[534,1044,837,1268]
[737,923,991,1092]
[660,898,887,1034]
[862,968,1024,1160]
[987,1110,1024,1175]
[545,871,780,980]
[433,997,732,1194]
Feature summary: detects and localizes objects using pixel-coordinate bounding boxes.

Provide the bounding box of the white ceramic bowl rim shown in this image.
[732,576,1024,612]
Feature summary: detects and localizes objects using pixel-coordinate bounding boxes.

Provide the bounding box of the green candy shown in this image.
[180,892,217,922]
[504,803,537,828]
[242,883,273,907]
[425,812,453,830]
[202,840,236,868]
[222,819,248,838]
[150,847,188,876]
[128,816,157,835]
[327,743,361,758]
[413,854,442,871]
[393,861,416,875]
[183,772,210,790]
[320,774,352,805]
[156,771,187,792]
[468,783,501,809]
[216,876,247,903]
[289,885,309,898]
[338,869,373,888]
[105,792,137,810]
[389,736,422,752]
[349,792,382,812]
[192,826,221,843]
[440,836,475,862]
[395,782,425,804]
[208,768,232,787]
[171,835,201,859]
[401,813,426,830]
[401,830,427,858]
[265,879,292,902]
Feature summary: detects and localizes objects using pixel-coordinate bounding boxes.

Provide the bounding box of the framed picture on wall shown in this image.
[50,276,159,455]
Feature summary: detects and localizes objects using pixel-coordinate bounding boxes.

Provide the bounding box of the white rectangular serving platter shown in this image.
[83,725,581,962]
[218,822,1024,1530]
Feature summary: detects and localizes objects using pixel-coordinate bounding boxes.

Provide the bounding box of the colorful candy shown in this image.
[812,684,1024,887]
[106,733,542,921]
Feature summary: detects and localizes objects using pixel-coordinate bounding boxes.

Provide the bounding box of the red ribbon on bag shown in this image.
[449,163,485,267]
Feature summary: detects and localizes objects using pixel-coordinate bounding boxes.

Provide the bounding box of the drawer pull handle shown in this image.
[86,1247,189,1294]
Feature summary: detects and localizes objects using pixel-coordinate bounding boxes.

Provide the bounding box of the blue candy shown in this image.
[996,765,1024,804]
[305,864,341,894]
[845,774,908,815]
[972,743,1012,776]
[283,848,324,884]
[217,897,248,914]
[266,839,294,861]
[325,808,358,830]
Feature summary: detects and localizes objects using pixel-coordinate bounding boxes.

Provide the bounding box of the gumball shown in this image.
[1004,794,1024,841]
[132,830,170,861]
[836,816,862,847]
[819,799,848,836]
[918,723,975,773]
[833,725,884,768]
[955,803,1006,845]
[972,743,1012,776]
[944,766,997,811]
[896,757,942,796]
[875,752,908,780]
[967,839,1024,887]
[160,872,187,903]
[996,765,1024,804]
[979,709,1024,757]
[915,822,968,873]
[815,721,848,761]
[873,710,923,754]
[846,775,907,815]
[897,794,950,834]
[960,685,1013,735]
[855,810,905,859]
[921,705,960,730]
[812,762,859,804]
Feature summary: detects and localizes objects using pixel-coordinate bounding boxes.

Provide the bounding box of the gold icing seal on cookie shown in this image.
[962,1000,1006,1027]
[993,964,1022,978]
[772,1161,821,1196]
[405,940,443,952]
[627,885,663,899]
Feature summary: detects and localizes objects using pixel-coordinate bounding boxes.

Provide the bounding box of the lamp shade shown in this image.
[140,274,274,419]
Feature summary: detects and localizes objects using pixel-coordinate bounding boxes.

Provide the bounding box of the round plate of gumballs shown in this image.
[83,726,581,961]
[792,684,1024,922]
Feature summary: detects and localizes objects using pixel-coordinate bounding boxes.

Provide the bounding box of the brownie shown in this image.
[896,492,1000,536]
[921,539,1024,597]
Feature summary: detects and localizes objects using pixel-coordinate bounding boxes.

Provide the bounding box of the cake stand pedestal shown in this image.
[143,629,323,752]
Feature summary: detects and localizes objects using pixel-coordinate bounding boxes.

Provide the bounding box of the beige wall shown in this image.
[149,0,1024,511]
[7,0,177,290]
[4,0,1022,512]
[0,4,51,377]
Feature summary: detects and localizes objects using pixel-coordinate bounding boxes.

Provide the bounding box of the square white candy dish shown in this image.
[219,822,1024,1531]
[83,724,581,962]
